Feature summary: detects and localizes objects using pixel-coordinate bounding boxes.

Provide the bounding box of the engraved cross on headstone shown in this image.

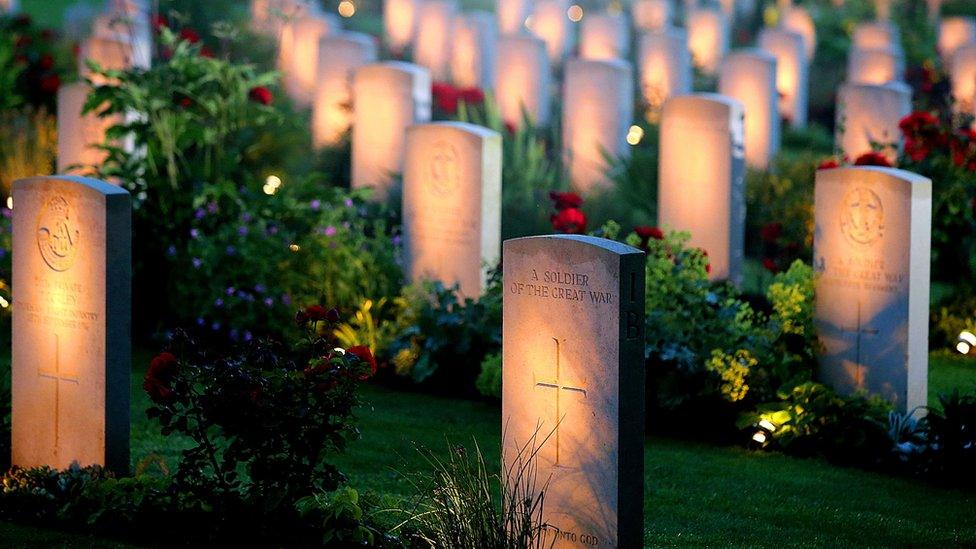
[534,337,587,466]
[840,301,879,388]
[37,333,78,457]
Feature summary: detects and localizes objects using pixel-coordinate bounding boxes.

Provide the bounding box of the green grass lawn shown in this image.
[3,352,976,546]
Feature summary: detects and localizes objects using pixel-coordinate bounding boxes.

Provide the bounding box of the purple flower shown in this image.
[190,228,200,238]
[225,286,235,295]
[242,212,253,223]
[226,245,237,255]
[211,322,221,331]
[196,317,205,326]
[244,331,253,342]
[281,293,292,306]
[325,226,337,237]
[310,199,321,210]
[214,298,224,307]
[194,209,205,220]
[207,201,218,214]
[254,283,266,294]
[392,234,402,246]
[230,329,239,341]
[342,221,350,230]
[166,245,176,257]
[192,257,202,268]
[238,226,249,236]
[268,224,279,235]
[264,297,274,307]
[344,197,354,208]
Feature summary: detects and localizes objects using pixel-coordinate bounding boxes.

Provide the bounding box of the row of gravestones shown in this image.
[10,161,929,546]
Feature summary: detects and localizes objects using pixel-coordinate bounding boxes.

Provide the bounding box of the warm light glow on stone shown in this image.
[939,16,976,61]
[951,43,976,113]
[532,0,570,62]
[384,0,416,52]
[759,27,808,128]
[498,0,535,33]
[632,0,669,31]
[638,27,692,117]
[719,49,780,170]
[847,47,903,86]
[451,11,496,90]
[686,8,728,75]
[579,12,628,60]
[496,35,551,127]
[413,0,456,81]
[312,32,377,148]
[835,82,911,163]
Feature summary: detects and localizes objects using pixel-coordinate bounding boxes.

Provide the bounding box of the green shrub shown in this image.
[476,353,502,399]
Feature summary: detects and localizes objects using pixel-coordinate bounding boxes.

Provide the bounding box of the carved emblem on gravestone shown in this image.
[427,141,460,196]
[840,186,884,245]
[36,195,80,272]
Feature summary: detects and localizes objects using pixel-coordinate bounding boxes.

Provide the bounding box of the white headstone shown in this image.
[91,4,151,69]
[57,83,119,176]
[579,12,629,60]
[951,43,976,113]
[384,0,417,52]
[847,47,904,86]
[496,34,552,127]
[853,21,901,54]
[403,122,501,299]
[452,11,497,90]
[78,36,135,86]
[0,0,18,13]
[531,0,570,63]
[632,0,671,31]
[498,0,535,34]
[414,0,458,82]
[814,166,931,413]
[836,81,911,164]
[939,17,976,62]
[781,6,816,60]
[312,32,378,148]
[658,94,745,283]
[638,27,692,115]
[686,7,729,75]
[12,175,131,473]
[719,49,780,170]
[759,27,809,128]
[351,62,432,200]
[502,234,645,548]
[280,13,338,106]
[562,59,634,193]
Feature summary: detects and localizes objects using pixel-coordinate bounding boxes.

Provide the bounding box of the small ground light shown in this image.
[957,331,976,354]
[0,296,9,309]
[752,431,767,444]
[289,243,300,252]
[626,125,644,145]
[338,0,355,17]
[5,196,12,209]
[567,5,583,22]
[524,15,533,29]
[758,418,776,432]
[264,175,282,195]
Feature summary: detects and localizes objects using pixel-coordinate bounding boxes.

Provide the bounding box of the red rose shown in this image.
[249,86,273,105]
[951,128,976,171]
[549,191,583,210]
[179,97,192,108]
[347,346,377,380]
[143,352,179,404]
[759,222,782,243]
[326,308,341,323]
[698,248,711,274]
[151,14,169,32]
[459,87,485,105]
[38,54,54,70]
[305,305,328,321]
[199,45,214,58]
[817,158,840,170]
[432,81,460,114]
[853,151,893,167]
[504,121,516,136]
[898,111,946,162]
[39,74,60,94]
[634,226,664,241]
[551,207,587,234]
[762,257,779,273]
[179,27,201,44]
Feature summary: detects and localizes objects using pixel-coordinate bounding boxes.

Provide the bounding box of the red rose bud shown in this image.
[459,87,485,105]
[549,191,583,210]
[179,27,201,43]
[432,81,460,114]
[151,14,169,32]
[304,305,328,321]
[143,352,179,404]
[347,346,377,379]
[634,226,664,241]
[762,257,779,273]
[817,158,840,170]
[853,151,893,167]
[39,74,60,94]
[38,54,54,70]
[551,207,587,234]
[249,86,273,106]
[200,45,214,58]
[759,222,782,243]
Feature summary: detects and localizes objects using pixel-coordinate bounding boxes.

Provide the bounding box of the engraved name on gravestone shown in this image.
[403,122,501,299]
[503,235,645,548]
[813,167,931,412]
[658,93,746,283]
[12,176,130,472]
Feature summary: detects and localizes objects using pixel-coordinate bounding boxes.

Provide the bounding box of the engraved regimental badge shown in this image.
[36,195,79,272]
[428,141,460,196]
[840,186,884,246]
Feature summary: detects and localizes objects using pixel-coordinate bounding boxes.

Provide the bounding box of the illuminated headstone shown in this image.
[781,6,816,60]
[686,7,728,75]
[579,11,629,60]
[312,32,378,148]
[927,0,942,22]
[12,175,131,473]
[78,36,134,86]
[531,0,570,63]
[414,0,457,81]
[638,27,692,115]
[502,234,645,548]
[853,21,901,53]
[57,83,119,176]
[384,0,417,52]
[562,59,634,193]
[950,43,976,113]
[498,0,534,34]
[759,27,808,128]
[939,17,976,61]
[847,47,904,86]
[659,94,745,283]
[836,81,911,163]
[719,50,780,170]
[253,0,308,35]
[813,166,930,413]
[403,122,501,299]
[496,34,551,127]
[91,3,151,69]
[452,11,497,90]
[351,62,432,200]
[281,13,338,106]
[875,0,891,20]
[0,0,18,13]
[632,0,671,31]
